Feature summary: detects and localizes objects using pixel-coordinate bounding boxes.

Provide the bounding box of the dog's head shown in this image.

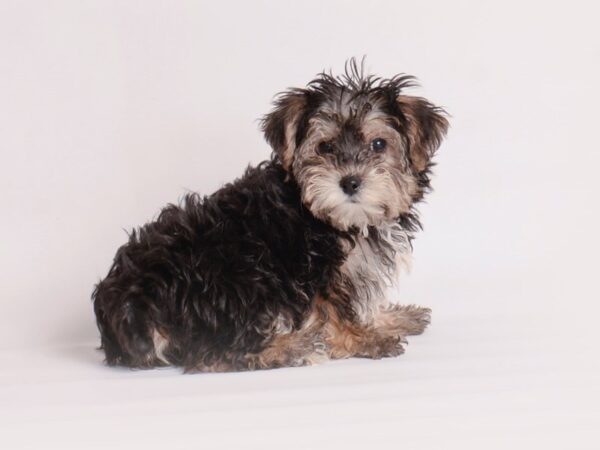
[261,60,448,232]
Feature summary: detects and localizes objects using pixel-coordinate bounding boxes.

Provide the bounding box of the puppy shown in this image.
[92,60,448,372]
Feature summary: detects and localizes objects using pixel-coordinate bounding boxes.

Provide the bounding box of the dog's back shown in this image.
[92,162,345,370]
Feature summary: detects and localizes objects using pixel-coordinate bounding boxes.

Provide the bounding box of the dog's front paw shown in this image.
[357,334,406,359]
[398,304,431,335]
[378,335,406,358]
[373,304,431,337]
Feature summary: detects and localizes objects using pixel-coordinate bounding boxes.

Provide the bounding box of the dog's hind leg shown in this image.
[244,331,329,370]
[95,294,168,368]
[117,299,173,367]
[184,330,328,373]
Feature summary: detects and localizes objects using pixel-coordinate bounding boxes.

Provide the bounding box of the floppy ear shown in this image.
[261,90,308,171]
[396,95,449,173]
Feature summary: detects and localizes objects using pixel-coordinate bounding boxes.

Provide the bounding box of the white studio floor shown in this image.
[2,274,598,450]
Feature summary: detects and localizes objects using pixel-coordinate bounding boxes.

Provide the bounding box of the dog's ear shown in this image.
[261,90,309,171]
[396,95,449,173]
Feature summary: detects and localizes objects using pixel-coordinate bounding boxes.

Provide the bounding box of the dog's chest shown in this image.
[340,222,412,322]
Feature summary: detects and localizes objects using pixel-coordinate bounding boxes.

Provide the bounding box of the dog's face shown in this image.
[262,66,448,231]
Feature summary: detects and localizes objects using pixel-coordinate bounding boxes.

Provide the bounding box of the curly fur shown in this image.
[92,59,448,372]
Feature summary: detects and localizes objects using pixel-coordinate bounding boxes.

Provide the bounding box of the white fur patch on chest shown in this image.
[340,222,412,323]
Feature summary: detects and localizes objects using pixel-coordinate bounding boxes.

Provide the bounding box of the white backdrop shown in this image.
[1,1,599,449]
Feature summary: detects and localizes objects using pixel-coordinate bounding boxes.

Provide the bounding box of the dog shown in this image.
[92,60,448,372]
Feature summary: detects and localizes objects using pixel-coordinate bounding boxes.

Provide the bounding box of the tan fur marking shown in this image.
[314,295,405,359]
[152,328,170,364]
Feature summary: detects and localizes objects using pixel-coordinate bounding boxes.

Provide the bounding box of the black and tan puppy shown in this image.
[92,60,448,372]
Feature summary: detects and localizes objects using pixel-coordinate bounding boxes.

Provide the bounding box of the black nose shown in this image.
[340,175,362,195]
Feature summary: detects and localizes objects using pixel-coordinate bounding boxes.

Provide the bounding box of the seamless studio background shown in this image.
[1,1,599,449]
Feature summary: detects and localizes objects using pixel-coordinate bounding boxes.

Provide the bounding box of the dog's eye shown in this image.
[318,141,334,154]
[371,138,387,152]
